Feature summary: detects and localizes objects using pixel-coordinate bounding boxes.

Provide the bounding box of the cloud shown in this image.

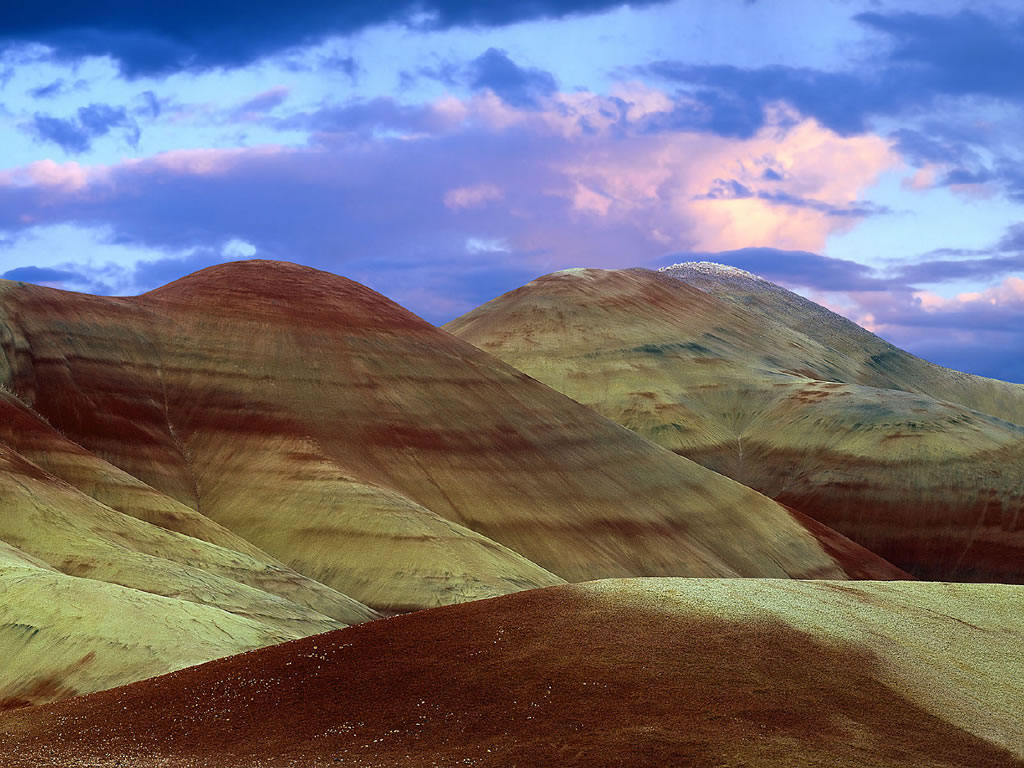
[659,247,904,292]
[826,284,1024,383]
[232,86,290,121]
[646,10,1024,139]
[0,0,670,77]
[26,102,139,153]
[28,114,92,153]
[695,180,893,218]
[854,10,1024,102]
[0,86,897,317]
[0,262,117,293]
[139,90,161,118]
[2,265,84,283]
[28,78,66,98]
[467,48,557,109]
[444,183,504,210]
[645,63,883,138]
[320,53,359,79]
[659,245,1024,383]
[639,9,1024,208]
[280,96,466,137]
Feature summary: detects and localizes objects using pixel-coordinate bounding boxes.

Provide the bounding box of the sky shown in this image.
[2,1,1024,382]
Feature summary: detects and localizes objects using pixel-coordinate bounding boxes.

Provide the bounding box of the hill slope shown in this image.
[446,266,1024,581]
[0,261,901,617]
[2,579,1020,767]
[0,397,380,707]
[0,547,311,710]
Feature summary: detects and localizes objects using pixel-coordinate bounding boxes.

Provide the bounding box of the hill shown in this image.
[0,260,901,616]
[1,579,1020,767]
[446,266,1024,581]
[0,392,378,707]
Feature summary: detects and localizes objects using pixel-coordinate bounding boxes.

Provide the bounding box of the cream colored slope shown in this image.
[0,558,304,709]
[186,430,566,613]
[583,578,1024,758]
[0,443,375,630]
[0,263,895,613]
[0,539,52,570]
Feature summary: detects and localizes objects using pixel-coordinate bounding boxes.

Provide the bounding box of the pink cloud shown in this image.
[0,159,96,190]
[547,98,898,253]
[444,183,504,210]
[902,164,938,191]
[0,84,901,294]
[914,277,1024,311]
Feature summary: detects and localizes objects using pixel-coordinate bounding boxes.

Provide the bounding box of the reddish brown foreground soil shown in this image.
[784,506,914,580]
[0,585,1018,768]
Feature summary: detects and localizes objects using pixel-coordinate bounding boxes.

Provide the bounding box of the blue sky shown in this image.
[2,0,1024,381]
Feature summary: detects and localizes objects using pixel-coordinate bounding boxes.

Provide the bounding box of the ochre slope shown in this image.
[446,267,1024,581]
[2,579,1020,768]
[0,425,375,630]
[0,262,897,614]
[0,553,307,710]
[0,387,382,708]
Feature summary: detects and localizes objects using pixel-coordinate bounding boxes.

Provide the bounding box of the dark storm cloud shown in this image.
[993,160,1024,203]
[467,48,557,108]
[875,300,1024,333]
[647,10,1024,139]
[940,167,993,186]
[27,102,139,153]
[0,0,670,77]
[78,103,128,135]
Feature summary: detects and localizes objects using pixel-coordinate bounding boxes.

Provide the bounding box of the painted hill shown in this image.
[0,542,314,710]
[665,262,1024,424]
[0,259,901,618]
[446,266,1024,581]
[0,390,378,708]
[2,578,1020,768]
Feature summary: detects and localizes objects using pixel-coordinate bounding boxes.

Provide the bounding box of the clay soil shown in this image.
[1,584,1019,768]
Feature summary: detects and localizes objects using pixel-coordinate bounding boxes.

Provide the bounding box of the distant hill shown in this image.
[447,265,1024,581]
